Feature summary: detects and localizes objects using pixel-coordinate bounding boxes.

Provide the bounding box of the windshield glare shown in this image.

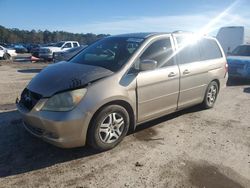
[54,42,65,48]
[232,45,250,56]
[70,37,144,72]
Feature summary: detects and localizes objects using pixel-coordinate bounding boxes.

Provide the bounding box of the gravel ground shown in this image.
[0,62,249,188]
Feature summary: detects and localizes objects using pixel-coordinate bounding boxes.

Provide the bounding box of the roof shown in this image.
[112,31,194,39]
[113,32,169,39]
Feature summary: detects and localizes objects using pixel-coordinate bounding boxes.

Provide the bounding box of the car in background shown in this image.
[26,44,41,53]
[227,44,250,80]
[53,45,87,63]
[31,43,53,58]
[39,41,80,61]
[0,45,17,60]
[13,44,28,53]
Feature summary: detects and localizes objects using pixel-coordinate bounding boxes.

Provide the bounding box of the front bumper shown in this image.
[39,53,53,60]
[16,100,91,148]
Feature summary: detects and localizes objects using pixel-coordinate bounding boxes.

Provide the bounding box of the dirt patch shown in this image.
[133,127,159,141]
[17,68,43,73]
[188,161,249,188]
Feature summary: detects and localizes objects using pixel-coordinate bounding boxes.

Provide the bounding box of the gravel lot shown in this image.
[0,62,249,188]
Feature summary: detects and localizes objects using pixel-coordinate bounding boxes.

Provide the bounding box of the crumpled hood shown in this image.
[27,62,113,97]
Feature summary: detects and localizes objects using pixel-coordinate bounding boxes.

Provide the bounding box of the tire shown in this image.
[3,53,11,60]
[88,105,130,151]
[202,81,219,109]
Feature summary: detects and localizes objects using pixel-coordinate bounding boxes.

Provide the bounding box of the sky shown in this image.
[0,0,250,36]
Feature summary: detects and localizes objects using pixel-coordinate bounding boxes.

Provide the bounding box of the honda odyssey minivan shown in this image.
[16,32,227,151]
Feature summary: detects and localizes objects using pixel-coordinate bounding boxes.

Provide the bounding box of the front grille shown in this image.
[19,88,42,111]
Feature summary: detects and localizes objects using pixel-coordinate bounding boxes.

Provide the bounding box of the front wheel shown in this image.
[87,105,130,151]
[3,53,11,60]
[202,81,219,109]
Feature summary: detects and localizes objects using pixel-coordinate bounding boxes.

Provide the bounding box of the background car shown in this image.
[13,44,28,53]
[38,41,80,60]
[53,45,87,63]
[26,44,41,53]
[0,45,17,60]
[227,44,250,80]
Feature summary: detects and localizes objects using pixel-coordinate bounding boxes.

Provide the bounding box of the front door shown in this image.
[136,37,180,122]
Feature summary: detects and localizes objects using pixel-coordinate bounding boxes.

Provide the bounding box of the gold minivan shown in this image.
[16,32,227,150]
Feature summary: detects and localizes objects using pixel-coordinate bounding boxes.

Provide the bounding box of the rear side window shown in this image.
[175,36,200,64]
[140,38,174,67]
[199,39,222,60]
[73,42,78,47]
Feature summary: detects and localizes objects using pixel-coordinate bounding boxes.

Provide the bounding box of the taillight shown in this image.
[225,62,228,72]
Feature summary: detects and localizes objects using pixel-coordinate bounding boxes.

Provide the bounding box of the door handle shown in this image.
[168,72,177,77]
[183,69,190,75]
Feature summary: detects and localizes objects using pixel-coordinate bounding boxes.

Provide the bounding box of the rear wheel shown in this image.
[202,81,219,109]
[88,105,130,151]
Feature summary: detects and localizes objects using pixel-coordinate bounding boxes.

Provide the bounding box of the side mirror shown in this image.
[139,59,157,71]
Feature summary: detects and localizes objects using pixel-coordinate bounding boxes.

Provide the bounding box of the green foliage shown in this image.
[0,25,109,45]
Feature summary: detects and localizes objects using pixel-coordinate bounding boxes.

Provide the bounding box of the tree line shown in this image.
[0,25,109,45]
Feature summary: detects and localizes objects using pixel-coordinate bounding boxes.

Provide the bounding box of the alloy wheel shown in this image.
[98,113,125,144]
[207,85,217,105]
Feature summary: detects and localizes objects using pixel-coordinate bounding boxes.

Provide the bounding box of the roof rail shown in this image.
[172,30,193,34]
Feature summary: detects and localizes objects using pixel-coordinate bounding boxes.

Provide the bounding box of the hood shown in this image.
[41,46,61,52]
[7,49,16,53]
[27,62,113,97]
[227,56,250,64]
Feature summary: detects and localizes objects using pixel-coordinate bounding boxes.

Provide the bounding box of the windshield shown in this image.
[53,42,65,47]
[70,37,144,72]
[232,45,250,56]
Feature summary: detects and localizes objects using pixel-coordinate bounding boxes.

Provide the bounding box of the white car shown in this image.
[39,41,80,60]
[0,45,17,60]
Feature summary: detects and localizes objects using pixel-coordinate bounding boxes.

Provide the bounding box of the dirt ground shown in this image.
[0,61,249,188]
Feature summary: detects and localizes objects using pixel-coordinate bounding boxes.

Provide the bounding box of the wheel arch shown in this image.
[211,79,220,91]
[86,100,136,141]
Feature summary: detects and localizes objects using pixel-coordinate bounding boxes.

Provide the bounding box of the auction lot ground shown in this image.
[0,61,249,188]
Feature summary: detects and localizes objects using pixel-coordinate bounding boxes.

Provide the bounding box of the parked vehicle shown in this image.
[16,32,227,150]
[26,44,41,53]
[216,26,250,54]
[227,44,250,79]
[0,45,17,60]
[13,44,28,53]
[38,41,80,60]
[53,45,87,63]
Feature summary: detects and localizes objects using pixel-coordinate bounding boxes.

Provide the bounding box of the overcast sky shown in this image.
[0,0,249,36]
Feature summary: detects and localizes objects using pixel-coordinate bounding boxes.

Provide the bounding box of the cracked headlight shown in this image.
[41,88,87,111]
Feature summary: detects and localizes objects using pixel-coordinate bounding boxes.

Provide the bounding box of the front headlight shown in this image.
[41,88,87,111]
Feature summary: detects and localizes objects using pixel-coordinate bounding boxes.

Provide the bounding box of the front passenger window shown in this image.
[140,38,174,68]
[63,43,72,48]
